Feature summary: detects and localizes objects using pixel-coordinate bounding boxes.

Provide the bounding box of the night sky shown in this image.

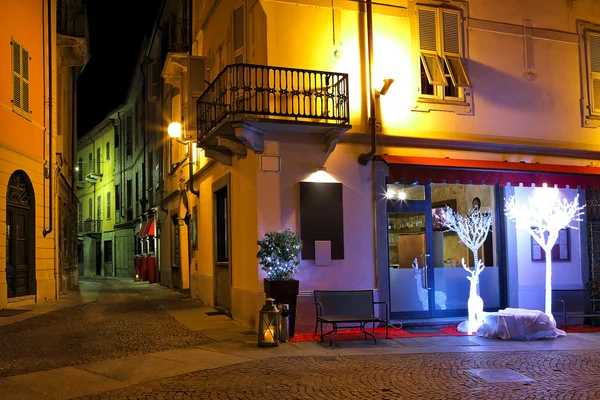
[77,0,162,136]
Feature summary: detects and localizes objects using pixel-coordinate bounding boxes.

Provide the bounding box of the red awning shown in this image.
[382,155,600,189]
[146,219,155,236]
[138,219,156,239]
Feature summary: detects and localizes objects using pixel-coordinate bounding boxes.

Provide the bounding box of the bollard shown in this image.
[279,304,290,342]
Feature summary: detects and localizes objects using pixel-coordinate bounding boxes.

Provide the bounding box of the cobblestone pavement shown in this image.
[77,350,600,400]
[0,278,213,377]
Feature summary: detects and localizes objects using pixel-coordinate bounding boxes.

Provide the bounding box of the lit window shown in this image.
[417,6,471,101]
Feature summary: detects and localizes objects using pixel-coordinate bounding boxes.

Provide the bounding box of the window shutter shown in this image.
[233,5,245,54]
[589,33,600,113]
[149,61,159,101]
[12,40,21,111]
[419,9,437,52]
[22,48,29,113]
[418,8,446,86]
[442,10,471,88]
[442,12,460,54]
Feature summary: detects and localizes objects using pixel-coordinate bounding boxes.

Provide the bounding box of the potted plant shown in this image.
[257,228,302,338]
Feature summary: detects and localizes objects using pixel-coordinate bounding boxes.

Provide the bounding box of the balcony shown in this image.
[77,161,103,185]
[56,0,88,67]
[78,219,102,235]
[196,64,351,164]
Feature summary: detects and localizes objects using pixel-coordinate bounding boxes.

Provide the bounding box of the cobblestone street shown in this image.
[76,350,600,400]
[0,278,213,377]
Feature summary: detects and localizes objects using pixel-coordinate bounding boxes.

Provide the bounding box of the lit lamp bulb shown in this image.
[168,122,182,139]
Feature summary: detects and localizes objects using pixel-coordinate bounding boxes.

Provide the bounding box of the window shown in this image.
[106,142,110,160]
[96,148,101,173]
[149,61,159,101]
[106,192,111,220]
[148,151,153,206]
[88,198,92,219]
[115,184,121,210]
[126,179,132,209]
[104,240,113,263]
[11,38,30,117]
[77,158,83,181]
[115,129,119,148]
[135,171,139,216]
[415,5,471,109]
[582,26,600,123]
[97,195,101,219]
[126,114,132,156]
[531,228,570,261]
[88,153,92,174]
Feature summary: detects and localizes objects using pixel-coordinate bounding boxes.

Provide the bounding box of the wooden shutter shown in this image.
[149,61,159,101]
[418,8,446,86]
[233,5,245,56]
[12,40,21,111]
[11,39,30,116]
[22,47,29,113]
[442,10,471,88]
[589,33,600,114]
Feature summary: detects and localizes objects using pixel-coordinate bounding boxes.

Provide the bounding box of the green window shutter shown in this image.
[22,47,29,114]
[442,10,471,88]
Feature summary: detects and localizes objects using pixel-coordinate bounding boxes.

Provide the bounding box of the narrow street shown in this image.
[0,278,214,377]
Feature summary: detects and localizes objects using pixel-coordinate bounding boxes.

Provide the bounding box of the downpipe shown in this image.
[358,0,377,166]
[43,0,53,237]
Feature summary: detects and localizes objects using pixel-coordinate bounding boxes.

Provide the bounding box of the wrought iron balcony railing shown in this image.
[56,0,86,37]
[197,64,350,139]
[78,219,102,235]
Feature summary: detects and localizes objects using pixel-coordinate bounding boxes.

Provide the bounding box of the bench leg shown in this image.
[330,323,339,346]
[359,322,377,344]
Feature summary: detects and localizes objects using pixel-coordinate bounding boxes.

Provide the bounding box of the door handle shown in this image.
[422,254,431,290]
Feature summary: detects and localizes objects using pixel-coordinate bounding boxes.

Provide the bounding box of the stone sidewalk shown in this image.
[1,278,599,399]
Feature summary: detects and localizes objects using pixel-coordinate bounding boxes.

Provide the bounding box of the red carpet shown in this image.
[290,325,600,342]
[290,326,472,342]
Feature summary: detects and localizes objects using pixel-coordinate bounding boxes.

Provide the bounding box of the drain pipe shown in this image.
[358,0,376,166]
[43,0,54,237]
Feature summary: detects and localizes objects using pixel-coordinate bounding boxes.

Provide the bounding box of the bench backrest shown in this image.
[314,290,375,316]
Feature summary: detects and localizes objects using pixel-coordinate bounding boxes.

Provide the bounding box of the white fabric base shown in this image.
[458,308,567,340]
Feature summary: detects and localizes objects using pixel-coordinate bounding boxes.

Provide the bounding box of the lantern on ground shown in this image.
[257,298,280,347]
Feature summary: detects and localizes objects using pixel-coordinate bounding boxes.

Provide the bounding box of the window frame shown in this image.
[580,23,600,126]
[412,2,472,114]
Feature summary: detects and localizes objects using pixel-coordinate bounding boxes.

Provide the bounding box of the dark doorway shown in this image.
[6,171,35,298]
[213,174,231,314]
[95,241,102,276]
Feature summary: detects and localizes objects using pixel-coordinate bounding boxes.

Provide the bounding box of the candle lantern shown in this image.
[257,298,280,347]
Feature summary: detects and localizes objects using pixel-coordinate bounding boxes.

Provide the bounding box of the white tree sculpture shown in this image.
[441,206,494,275]
[437,206,493,334]
[505,187,585,318]
[462,258,485,334]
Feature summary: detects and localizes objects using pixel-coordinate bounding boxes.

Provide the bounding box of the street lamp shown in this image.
[167,121,199,198]
[168,121,183,139]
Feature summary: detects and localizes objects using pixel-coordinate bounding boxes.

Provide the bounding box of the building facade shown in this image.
[84,0,600,331]
[1,0,86,308]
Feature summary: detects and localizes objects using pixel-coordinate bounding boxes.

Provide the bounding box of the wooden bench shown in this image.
[314,290,388,346]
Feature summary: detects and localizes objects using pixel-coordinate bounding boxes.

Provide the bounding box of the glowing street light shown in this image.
[167,121,182,139]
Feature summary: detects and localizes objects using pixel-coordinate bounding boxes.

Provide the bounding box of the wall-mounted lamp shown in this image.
[168,122,182,139]
[375,78,394,97]
[167,120,199,197]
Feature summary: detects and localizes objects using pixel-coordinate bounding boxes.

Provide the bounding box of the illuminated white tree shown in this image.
[441,206,494,278]
[505,188,585,317]
[438,206,493,333]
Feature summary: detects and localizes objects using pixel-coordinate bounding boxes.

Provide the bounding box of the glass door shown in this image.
[387,184,434,319]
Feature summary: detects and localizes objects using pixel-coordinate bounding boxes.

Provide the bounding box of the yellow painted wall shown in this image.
[0,0,59,308]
